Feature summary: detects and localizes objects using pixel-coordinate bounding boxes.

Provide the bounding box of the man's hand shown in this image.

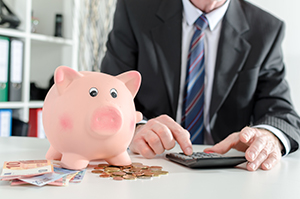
[204,127,283,171]
[129,115,193,158]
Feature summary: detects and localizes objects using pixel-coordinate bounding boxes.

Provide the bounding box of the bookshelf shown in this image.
[0,0,79,122]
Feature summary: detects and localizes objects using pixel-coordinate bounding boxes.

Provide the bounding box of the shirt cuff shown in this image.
[136,119,147,125]
[254,124,291,157]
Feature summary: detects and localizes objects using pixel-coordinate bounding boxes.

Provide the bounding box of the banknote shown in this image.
[10,179,27,186]
[70,169,87,183]
[9,166,79,186]
[12,173,79,186]
[0,160,53,180]
[10,170,79,186]
[50,167,79,186]
[1,160,86,186]
[49,172,78,186]
[19,172,65,186]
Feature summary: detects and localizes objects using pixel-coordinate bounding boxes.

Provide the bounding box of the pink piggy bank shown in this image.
[42,66,143,170]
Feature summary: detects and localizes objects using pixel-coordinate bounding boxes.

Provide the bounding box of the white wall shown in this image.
[247,0,300,114]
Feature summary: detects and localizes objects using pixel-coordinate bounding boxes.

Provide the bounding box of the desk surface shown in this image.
[0,136,299,199]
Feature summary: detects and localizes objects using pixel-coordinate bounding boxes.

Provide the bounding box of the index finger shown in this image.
[156,115,193,155]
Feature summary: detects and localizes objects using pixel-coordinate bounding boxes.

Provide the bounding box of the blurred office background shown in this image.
[78,0,116,72]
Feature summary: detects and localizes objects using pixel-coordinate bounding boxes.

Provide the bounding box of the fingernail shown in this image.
[185,147,193,155]
[243,134,249,141]
[264,163,270,169]
[248,162,256,170]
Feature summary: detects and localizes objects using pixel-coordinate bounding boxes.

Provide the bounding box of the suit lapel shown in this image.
[209,0,251,120]
[151,0,182,118]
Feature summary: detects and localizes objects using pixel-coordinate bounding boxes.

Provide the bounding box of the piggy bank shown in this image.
[42,66,143,170]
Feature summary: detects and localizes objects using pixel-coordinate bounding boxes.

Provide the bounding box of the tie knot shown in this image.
[195,14,208,31]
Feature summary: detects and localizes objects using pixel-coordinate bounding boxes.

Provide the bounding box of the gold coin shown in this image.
[123,175,137,180]
[141,165,150,170]
[137,176,152,180]
[151,171,161,177]
[94,166,105,170]
[98,163,109,168]
[158,171,169,175]
[131,162,143,167]
[150,166,163,171]
[105,167,121,172]
[143,170,154,176]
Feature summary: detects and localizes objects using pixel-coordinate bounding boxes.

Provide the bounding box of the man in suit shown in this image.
[101,0,300,171]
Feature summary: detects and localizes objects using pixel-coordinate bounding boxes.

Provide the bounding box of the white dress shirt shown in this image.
[177,0,290,155]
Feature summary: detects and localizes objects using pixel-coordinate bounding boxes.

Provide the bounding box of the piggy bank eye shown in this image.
[110,88,118,98]
[89,87,98,97]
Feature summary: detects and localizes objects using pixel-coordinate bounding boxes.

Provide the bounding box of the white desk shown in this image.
[0,136,299,199]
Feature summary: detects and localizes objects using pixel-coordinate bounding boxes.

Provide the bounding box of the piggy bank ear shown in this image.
[116,71,141,97]
[54,66,83,95]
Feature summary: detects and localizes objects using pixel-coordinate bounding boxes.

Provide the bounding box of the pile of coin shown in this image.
[91,162,168,181]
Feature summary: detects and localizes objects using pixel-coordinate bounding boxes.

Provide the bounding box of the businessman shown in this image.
[101,0,300,171]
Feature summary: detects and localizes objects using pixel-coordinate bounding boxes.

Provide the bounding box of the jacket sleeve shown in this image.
[252,22,300,153]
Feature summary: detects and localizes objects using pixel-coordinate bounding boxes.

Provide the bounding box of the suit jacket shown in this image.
[101,0,300,153]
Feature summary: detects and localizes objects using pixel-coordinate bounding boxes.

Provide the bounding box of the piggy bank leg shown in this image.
[105,151,132,166]
[60,153,89,170]
[46,146,62,160]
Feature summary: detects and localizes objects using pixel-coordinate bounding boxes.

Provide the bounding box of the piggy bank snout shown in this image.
[91,106,122,134]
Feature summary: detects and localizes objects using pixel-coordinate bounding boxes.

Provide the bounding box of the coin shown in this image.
[113,177,124,181]
[123,175,137,180]
[159,171,169,175]
[98,163,109,168]
[100,173,111,178]
[112,171,126,176]
[133,171,144,177]
[91,169,103,174]
[121,165,132,170]
[131,162,143,166]
[96,162,168,181]
[137,176,152,180]
[105,167,121,172]
[94,166,105,170]
[122,169,133,174]
[150,166,162,171]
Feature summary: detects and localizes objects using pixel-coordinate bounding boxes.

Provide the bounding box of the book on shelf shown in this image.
[0,35,10,102]
[28,108,46,138]
[0,109,12,137]
[8,38,24,101]
[0,35,24,102]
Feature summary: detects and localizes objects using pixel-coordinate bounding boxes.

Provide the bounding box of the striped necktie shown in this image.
[182,14,208,144]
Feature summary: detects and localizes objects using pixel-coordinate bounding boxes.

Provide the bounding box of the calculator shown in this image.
[166,152,247,168]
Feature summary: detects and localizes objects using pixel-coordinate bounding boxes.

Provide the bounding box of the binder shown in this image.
[8,38,23,101]
[28,108,46,138]
[0,36,10,102]
[0,109,12,137]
